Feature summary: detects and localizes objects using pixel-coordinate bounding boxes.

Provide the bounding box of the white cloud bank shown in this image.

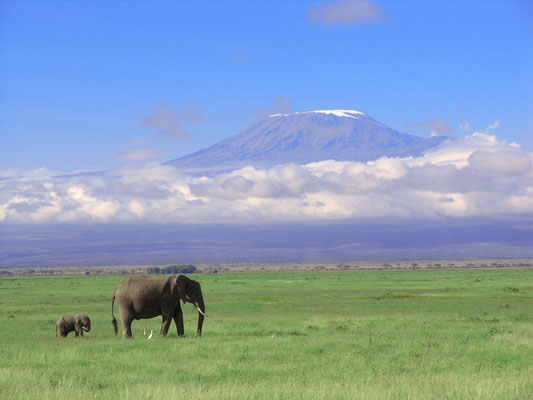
[1,132,532,224]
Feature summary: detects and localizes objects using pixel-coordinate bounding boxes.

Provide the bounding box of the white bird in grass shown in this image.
[147,329,153,340]
[144,328,146,336]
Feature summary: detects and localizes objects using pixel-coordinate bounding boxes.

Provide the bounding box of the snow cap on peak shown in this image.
[311,110,366,118]
[269,110,366,119]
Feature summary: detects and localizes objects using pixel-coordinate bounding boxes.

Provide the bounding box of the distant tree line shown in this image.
[145,265,197,274]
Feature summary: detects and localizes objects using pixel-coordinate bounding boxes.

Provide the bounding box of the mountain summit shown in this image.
[165,110,448,172]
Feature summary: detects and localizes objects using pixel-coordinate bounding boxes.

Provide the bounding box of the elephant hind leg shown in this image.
[59,325,68,338]
[121,317,133,339]
[119,305,134,339]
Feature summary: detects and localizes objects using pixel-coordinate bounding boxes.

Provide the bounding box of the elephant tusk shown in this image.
[196,305,208,318]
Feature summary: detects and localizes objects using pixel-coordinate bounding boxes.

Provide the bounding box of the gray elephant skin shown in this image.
[111,275,206,339]
[56,314,91,338]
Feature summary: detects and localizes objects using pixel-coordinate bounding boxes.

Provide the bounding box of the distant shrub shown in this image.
[336,264,351,270]
[146,265,196,274]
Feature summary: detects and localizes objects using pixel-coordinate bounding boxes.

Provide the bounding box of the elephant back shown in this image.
[116,275,175,315]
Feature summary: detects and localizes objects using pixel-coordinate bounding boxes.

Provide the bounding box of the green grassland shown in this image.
[1,269,533,399]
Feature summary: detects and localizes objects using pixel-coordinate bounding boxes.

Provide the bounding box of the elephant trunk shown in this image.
[196,298,206,337]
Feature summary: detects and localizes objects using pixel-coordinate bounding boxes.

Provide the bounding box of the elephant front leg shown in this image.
[75,323,84,338]
[160,314,172,337]
[173,304,184,337]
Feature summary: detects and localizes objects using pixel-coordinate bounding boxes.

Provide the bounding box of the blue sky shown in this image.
[1,0,532,171]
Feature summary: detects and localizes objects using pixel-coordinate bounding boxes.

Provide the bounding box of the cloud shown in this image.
[252,96,292,119]
[123,138,146,146]
[153,125,189,140]
[112,149,162,162]
[484,120,500,133]
[420,118,454,137]
[274,97,291,114]
[2,131,532,224]
[308,0,384,26]
[251,106,270,120]
[141,105,206,140]
[468,150,531,174]
[459,122,471,132]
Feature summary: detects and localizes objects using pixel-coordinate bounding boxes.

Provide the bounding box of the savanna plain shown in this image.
[1,269,533,399]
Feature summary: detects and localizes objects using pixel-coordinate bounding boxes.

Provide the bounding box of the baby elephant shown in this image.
[55,314,91,338]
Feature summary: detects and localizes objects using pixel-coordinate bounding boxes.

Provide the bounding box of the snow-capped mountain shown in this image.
[165,110,448,172]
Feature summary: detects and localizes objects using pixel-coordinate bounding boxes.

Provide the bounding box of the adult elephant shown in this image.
[111,275,207,339]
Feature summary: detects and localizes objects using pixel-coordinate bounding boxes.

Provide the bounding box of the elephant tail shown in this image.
[111,288,118,335]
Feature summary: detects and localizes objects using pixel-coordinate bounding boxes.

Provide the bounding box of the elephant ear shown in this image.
[74,314,81,324]
[177,275,189,302]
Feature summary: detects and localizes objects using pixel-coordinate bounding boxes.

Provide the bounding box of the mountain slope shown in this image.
[165,110,448,171]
